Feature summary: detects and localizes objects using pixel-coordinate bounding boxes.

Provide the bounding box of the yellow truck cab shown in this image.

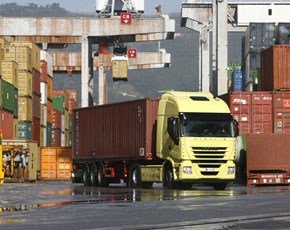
[157,91,238,190]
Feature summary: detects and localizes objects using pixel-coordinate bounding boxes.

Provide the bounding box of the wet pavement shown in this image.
[0,182,290,229]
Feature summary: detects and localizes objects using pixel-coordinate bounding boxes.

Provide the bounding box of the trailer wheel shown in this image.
[129,164,141,188]
[97,164,108,187]
[163,164,175,189]
[82,169,90,186]
[90,165,98,186]
[213,183,227,190]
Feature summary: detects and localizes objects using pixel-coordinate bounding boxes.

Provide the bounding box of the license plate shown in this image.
[206,168,214,172]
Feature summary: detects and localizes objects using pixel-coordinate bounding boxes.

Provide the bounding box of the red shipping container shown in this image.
[53,90,69,109]
[32,69,41,95]
[32,117,40,145]
[0,109,14,139]
[40,61,48,83]
[66,90,78,102]
[273,91,290,134]
[72,98,159,160]
[52,109,62,130]
[52,129,62,147]
[33,93,41,119]
[261,45,290,91]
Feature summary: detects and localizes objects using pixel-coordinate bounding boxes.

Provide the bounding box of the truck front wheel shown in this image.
[163,164,176,189]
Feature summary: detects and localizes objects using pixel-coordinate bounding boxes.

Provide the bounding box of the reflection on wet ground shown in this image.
[1,183,290,213]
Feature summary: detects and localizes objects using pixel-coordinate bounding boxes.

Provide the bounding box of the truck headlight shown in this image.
[183,166,192,175]
[227,167,235,175]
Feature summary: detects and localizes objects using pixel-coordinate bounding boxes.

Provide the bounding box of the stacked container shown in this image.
[40,50,53,147]
[227,63,241,90]
[231,70,243,92]
[278,23,290,45]
[244,23,275,91]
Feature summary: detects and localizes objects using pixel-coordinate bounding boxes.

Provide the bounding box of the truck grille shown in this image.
[192,147,228,176]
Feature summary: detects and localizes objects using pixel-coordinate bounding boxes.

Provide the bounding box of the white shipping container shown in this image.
[61,131,65,147]
[40,82,47,105]
[43,127,47,147]
[61,114,65,132]
[40,50,53,77]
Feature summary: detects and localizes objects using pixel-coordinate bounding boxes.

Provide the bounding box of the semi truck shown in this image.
[72,91,238,190]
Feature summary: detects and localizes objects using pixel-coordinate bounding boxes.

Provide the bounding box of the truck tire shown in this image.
[129,164,141,188]
[163,164,176,189]
[213,183,227,190]
[90,165,98,186]
[82,169,90,186]
[97,164,108,187]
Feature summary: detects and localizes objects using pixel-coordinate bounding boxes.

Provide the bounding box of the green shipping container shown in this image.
[52,95,65,114]
[47,122,52,147]
[14,88,18,118]
[69,132,72,147]
[69,114,72,133]
[18,121,32,140]
[2,80,15,112]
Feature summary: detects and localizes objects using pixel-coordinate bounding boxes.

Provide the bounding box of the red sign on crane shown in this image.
[121,13,132,24]
[128,49,137,58]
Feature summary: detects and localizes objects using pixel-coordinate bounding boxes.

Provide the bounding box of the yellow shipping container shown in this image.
[18,97,33,122]
[112,60,128,80]
[13,118,18,140]
[1,61,18,88]
[0,48,4,74]
[18,71,33,97]
[0,37,9,48]
[40,127,44,147]
[0,79,2,106]
[47,76,53,100]
[65,130,69,147]
[10,41,40,72]
[4,46,32,72]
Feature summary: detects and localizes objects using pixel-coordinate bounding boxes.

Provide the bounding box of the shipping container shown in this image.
[40,104,47,127]
[68,114,72,133]
[273,91,290,134]
[0,37,9,48]
[41,147,72,180]
[47,123,52,147]
[261,45,290,91]
[68,98,78,114]
[4,46,32,72]
[33,93,41,119]
[61,131,65,147]
[278,23,290,45]
[53,90,69,110]
[1,61,18,88]
[47,76,53,100]
[73,98,159,160]
[1,79,15,112]
[13,118,18,140]
[40,61,47,83]
[52,109,62,130]
[40,82,47,104]
[244,52,261,91]
[65,130,69,147]
[14,88,18,118]
[53,95,65,114]
[0,109,14,139]
[10,41,40,72]
[0,47,4,74]
[69,132,72,147]
[47,100,53,124]
[232,70,242,92]
[247,134,290,186]
[18,71,33,97]
[64,110,69,131]
[32,118,40,145]
[40,50,53,77]
[219,92,272,134]
[18,97,33,122]
[52,128,62,147]
[32,69,40,95]
[41,126,47,147]
[18,121,32,140]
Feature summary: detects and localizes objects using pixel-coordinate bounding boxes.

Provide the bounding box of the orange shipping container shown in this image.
[47,76,53,100]
[41,147,72,180]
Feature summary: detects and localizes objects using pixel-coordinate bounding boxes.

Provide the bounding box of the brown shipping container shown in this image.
[33,93,41,119]
[69,98,78,114]
[40,60,48,83]
[53,90,69,109]
[247,134,290,185]
[32,69,40,95]
[32,118,40,145]
[273,91,290,133]
[47,100,53,124]
[0,109,14,139]
[41,147,72,180]
[52,129,62,147]
[72,98,159,160]
[261,45,290,91]
[66,90,78,102]
[52,109,62,130]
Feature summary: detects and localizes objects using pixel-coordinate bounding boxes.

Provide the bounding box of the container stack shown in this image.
[52,90,77,147]
[227,63,241,90]
[244,23,275,91]
[40,50,53,147]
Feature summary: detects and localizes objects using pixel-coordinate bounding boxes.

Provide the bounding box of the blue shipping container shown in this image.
[232,70,243,91]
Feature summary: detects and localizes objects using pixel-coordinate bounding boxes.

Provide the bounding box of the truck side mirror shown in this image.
[168,117,179,145]
[233,120,239,137]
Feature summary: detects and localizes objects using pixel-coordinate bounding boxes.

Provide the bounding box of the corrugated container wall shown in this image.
[47,76,53,100]
[40,50,53,77]
[40,104,47,127]
[1,80,15,113]
[0,48,4,74]
[1,61,18,88]
[32,69,40,95]
[40,82,47,104]
[18,71,33,97]
[52,129,61,147]
[61,131,65,147]
[53,95,65,114]
[18,121,32,140]
[52,110,62,130]
[40,61,47,83]
[18,97,33,122]
[47,123,52,147]
[232,70,242,91]
[41,127,47,147]
[0,37,9,48]
[73,98,160,160]
[0,110,14,139]
[47,100,53,124]
[273,91,290,134]
[14,88,18,118]
[53,90,69,110]
[32,118,40,145]
[261,45,290,91]
[4,46,32,72]
[13,118,18,140]
[33,94,41,119]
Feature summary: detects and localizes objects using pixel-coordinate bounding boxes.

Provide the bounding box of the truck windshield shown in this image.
[180,113,234,138]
